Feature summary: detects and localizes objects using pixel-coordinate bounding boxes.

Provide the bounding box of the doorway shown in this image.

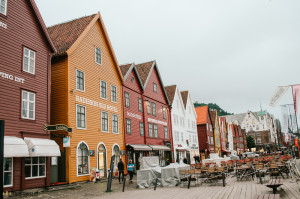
[98,144,107,178]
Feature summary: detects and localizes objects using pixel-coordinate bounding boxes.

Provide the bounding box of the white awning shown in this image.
[149,145,171,151]
[127,144,152,151]
[4,136,29,157]
[175,146,187,152]
[24,137,61,157]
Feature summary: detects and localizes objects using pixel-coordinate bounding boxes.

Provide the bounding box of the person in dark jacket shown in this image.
[117,158,124,183]
[183,157,188,164]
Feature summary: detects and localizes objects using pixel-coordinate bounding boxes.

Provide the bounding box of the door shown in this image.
[50,157,58,184]
[98,144,107,178]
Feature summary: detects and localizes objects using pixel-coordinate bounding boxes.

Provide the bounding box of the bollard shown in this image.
[222,173,225,187]
[154,178,158,190]
[187,175,191,189]
[122,178,126,192]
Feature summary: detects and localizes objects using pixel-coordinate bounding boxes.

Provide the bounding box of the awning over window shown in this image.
[149,145,171,151]
[24,137,61,157]
[4,136,29,157]
[176,147,187,152]
[127,144,152,151]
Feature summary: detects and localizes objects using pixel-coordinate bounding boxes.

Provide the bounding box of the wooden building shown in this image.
[195,106,215,160]
[120,61,173,168]
[47,13,125,183]
[0,0,58,191]
[210,110,221,156]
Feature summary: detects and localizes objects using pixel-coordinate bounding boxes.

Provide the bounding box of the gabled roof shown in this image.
[195,106,209,125]
[165,85,177,105]
[180,91,188,109]
[28,0,56,53]
[48,14,96,55]
[225,113,246,125]
[119,63,144,89]
[209,110,217,125]
[119,63,133,77]
[47,12,123,82]
[135,60,170,105]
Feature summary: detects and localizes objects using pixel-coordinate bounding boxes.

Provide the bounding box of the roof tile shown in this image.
[119,63,132,77]
[195,106,209,125]
[180,91,188,109]
[165,85,176,105]
[135,61,154,86]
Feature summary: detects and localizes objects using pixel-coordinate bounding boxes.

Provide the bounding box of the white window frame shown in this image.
[21,90,35,120]
[76,104,86,130]
[77,141,90,176]
[164,126,168,139]
[152,102,156,116]
[95,46,102,65]
[101,111,109,133]
[153,82,157,92]
[140,122,144,136]
[25,157,46,179]
[211,137,214,145]
[3,157,13,187]
[23,47,36,74]
[149,123,153,137]
[138,98,143,112]
[181,132,184,142]
[257,137,262,144]
[208,136,210,144]
[154,124,158,138]
[147,101,151,115]
[0,0,7,15]
[126,118,131,134]
[100,80,107,100]
[112,114,119,134]
[111,85,117,103]
[163,107,166,119]
[76,69,85,92]
[125,92,130,108]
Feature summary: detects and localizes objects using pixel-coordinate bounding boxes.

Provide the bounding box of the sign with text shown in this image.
[44,124,72,133]
[63,137,70,147]
[0,71,24,83]
[127,111,142,120]
[148,118,167,126]
[76,95,118,112]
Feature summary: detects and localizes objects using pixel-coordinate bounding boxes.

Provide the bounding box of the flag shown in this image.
[292,85,300,114]
[270,86,289,107]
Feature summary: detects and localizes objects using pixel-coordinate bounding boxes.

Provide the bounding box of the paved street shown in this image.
[9,173,300,199]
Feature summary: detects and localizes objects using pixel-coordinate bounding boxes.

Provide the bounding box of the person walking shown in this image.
[117,158,124,183]
[127,159,134,184]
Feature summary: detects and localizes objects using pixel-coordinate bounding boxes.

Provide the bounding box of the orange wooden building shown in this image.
[47,13,125,183]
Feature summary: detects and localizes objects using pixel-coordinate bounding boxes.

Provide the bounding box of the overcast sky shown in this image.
[36,0,300,123]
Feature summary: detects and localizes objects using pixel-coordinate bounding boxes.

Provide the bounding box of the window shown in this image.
[152,102,156,116]
[95,47,101,65]
[22,90,35,120]
[163,107,167,119]
[148,123,153,137]
[3,158,12,186]
[210,125,212,132]
[208,136,210,144]
[261,116,264,120]
[138,98,143,112]
[140,122,144,136]
[76,105,86,129]
[101,111,109,132]
[256,125,259,130]
[126,119,131,134]
[111,85,117,102]
[147,101,151,115]
[174,131,178,141]
[211,137,214,145]
[77,143,89,175]
[100,80,107,99]
[76,69,85,91]
[23,48,35,74]
[257,132,260,137]
[131,76,134,82]
[257,137,262,144]
[164,126,168,139]
[153,83,157,92]
[181,132,184,141]
[112,114,118,133]
[0,0,7,15]
[25,157,46,178]
[154,124,158,138]
[125,92,130,108]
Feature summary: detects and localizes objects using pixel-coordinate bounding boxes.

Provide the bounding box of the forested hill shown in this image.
[194,102,233,116]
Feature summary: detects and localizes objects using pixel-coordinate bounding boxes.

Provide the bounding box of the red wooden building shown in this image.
[195,106,215,160]
[119,61,173,169]
[0,0,59,191]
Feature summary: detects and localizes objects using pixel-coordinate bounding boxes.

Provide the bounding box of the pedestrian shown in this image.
[183,157,188,164]
[128,159,134,184]
[117,158,124,183]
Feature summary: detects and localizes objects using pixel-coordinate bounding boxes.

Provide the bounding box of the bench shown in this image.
[265,179,283,194]
[253,194,280,199]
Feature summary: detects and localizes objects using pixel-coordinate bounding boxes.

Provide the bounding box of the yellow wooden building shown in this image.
[47,12,125,183]
[210,110,221,156]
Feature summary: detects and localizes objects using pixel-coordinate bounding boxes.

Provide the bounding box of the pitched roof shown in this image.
[28,0,56,53]
[135,61,155,86]
[164,85,177,105]
[47,14,96,55]
[195,106,209,125]
[209,110,217,125]
[225,113,246,125]
[119,63,133,77]
[180,91,189,109]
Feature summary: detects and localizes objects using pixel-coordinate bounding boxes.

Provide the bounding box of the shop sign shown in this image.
[63,137,70,147]
[0,71,24,83]
[44,124,72,133]
[0,21,7,29]
[127,111,142,120]
[76,95,118,112]
[148,118,167,126]
[177,144,182,147]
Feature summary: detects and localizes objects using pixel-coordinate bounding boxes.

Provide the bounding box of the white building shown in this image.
[165,85,199,164]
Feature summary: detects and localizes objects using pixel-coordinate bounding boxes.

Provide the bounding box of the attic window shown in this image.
[153,83,157,92]
[95,47,101,65]
[131,76,134,82]
[0,0,7,15]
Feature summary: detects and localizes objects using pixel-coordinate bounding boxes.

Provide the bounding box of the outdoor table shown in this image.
[236,165,253,181]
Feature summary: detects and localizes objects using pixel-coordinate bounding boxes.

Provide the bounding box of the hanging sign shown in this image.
[295,139,299,147]
[63,137,70,147]
[89,150,95,156]
[44,124,72,133]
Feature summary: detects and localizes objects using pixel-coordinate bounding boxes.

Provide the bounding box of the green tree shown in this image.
[246,136,255,149]
[194,101,233,116]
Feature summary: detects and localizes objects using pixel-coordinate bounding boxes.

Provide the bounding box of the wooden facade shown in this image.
[48,13,125,183]
[0,0,56,191]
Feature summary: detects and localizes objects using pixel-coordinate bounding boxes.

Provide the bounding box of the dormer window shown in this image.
[0,0,7,15]
[153,83,157,92]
